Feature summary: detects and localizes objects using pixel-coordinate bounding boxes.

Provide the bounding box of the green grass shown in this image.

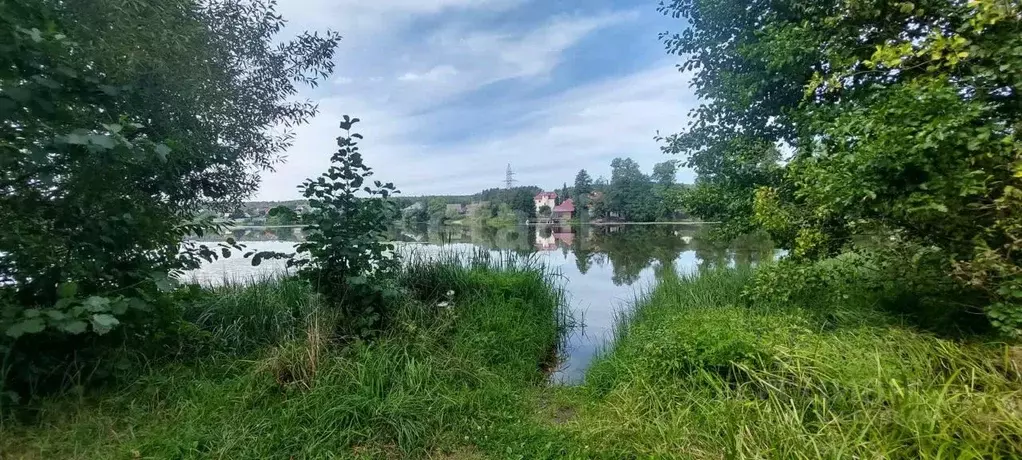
[508,269,1022,459]
[5,264,1021,459]
[1,255,568,459]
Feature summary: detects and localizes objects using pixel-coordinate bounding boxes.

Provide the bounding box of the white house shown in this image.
[534,192,557,214]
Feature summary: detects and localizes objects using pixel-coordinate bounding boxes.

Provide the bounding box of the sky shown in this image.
[256,0,697,200]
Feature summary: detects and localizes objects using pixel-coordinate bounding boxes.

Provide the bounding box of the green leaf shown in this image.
[57,282,79,299]
[83,296,111,313]
[60,320,88,335]
[151,272,177,292]
[128,297,151,312]
[87,134,117,149]
[64,132,90,145]
[110,299,129,315]
[6,318,45,338]
[90,314,120,335]
[155,144,171,162]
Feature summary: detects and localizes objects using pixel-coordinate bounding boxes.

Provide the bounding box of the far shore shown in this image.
[224,221,721,230]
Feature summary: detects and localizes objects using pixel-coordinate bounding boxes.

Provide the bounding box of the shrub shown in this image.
[290,116,402,337]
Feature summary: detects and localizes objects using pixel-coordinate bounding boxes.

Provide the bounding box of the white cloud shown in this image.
[425,11,638,90]
[254,1,695,200]
[398,65,459,82]
[258,63,696,199]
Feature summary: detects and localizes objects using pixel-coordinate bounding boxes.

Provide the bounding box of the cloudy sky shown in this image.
[256,0,696,200]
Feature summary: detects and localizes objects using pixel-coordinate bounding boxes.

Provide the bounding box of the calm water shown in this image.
[185,224,774,383]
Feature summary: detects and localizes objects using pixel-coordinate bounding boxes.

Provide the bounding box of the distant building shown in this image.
[534,192,557,214]
[552,198,575,221]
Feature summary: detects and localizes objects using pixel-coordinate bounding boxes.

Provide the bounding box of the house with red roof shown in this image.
[552,198,575,221]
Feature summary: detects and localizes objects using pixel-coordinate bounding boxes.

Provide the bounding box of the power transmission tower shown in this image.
[504,164,517,189]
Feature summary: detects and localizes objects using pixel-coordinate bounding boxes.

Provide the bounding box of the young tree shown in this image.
[292,117,400,335]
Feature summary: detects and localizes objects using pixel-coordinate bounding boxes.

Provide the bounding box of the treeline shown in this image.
[396,157,690,225]
[395,186,542,226]
[663,0,1022,335]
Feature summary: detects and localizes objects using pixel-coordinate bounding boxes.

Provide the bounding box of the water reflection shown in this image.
[187,224,774,383]
[390,224,774,286]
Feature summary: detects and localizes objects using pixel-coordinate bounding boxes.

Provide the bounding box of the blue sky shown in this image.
[257,0,697,199]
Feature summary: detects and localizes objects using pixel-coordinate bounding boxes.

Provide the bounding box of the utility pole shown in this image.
[504,164,517,189]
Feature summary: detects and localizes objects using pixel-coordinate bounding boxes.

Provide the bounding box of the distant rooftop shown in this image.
[553,198,575,213]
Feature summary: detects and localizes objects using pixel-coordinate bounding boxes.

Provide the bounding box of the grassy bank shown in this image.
[1,255,567,458]
[511,269,1022,458]
[6,264,1022,459]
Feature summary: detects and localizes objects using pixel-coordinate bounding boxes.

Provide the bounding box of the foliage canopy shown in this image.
[660,0,1022,334]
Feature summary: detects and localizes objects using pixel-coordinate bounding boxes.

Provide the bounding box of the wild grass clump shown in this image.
[561,268,1022,459]
[177,276,321,355]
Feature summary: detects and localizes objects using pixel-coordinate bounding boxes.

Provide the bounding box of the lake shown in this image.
[184,223,774,383]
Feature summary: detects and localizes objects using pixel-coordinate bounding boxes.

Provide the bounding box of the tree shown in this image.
[427,198,448,224]
[0,0,338,390]
[607,158,657,222]
[661,0,1022,334]
[652,161,677,187]
[55,0,341,211]
[574,169,593,197]
[538,205,552,218]
[266,206,298,226]
[291,117,400,335]
[560,183,570,202]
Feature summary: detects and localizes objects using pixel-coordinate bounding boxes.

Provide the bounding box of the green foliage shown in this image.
[573,169,593,197]
[606,158,658,221]
[662,0,1022,334]
[55,0,341,211]
[577,269,1022,458]
[291,117,401,336]
[427,197,448,224]
[265,205,299,226]
[2,256,567,459]
[401,201,429,225]
[0,0,337,396]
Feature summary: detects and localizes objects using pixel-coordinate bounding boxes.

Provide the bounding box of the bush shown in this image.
[290,116,402,337]
[746,241,991,335]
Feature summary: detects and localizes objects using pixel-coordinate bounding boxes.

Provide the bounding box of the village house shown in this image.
[552,198,575,221]
[534,192,556,215]
[533,192,574,222]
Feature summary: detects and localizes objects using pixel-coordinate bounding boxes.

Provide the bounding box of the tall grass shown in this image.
[1,252,569,458]
[8,257,1018,458]
[554,268,1022,459]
